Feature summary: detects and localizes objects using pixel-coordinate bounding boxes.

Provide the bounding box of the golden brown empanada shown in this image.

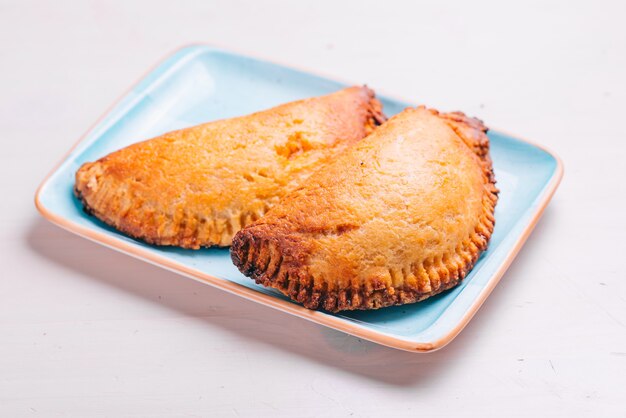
[231,106,498,312]
[75,87,385,248]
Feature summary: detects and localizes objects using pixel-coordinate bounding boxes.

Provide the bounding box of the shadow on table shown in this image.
[26,208,555,387]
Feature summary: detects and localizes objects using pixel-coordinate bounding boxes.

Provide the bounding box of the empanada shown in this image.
[75,86,385,248]
[231,107,498,312]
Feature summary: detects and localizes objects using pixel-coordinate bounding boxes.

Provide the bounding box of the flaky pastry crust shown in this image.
[75,87,385,248]
[231,107,498,312]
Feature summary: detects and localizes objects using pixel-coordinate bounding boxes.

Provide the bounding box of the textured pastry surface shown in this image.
[75,87,385,248]
[231,107,498,312]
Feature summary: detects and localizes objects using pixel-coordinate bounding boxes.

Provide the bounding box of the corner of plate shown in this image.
[34,174,51,219]
[174,42,219,57]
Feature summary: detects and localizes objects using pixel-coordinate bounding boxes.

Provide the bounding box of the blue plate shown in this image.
[35,45,563,352]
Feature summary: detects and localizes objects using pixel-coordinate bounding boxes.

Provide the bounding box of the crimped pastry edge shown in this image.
[74,88,386,249]
[231,187,497,312]
[231,110,499,312]
[74,180,276,249]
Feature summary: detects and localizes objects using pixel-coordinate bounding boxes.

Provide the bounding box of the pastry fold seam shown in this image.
[231,185,497,312]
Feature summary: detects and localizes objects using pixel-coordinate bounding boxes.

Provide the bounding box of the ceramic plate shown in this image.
[35,45,563,352]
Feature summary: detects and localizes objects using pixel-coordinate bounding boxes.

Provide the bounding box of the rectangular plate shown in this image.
[35,45,563,352]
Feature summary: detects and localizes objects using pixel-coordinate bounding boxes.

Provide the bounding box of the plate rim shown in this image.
[34,43,564,352]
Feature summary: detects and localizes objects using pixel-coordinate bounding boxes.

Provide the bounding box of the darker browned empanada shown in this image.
[231,106,498,312]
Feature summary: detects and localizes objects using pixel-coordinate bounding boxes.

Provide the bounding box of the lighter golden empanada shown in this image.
[75,87,385,248]
[231,107,498,312]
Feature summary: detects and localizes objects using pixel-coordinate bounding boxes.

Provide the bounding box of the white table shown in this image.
[2,1,625,416]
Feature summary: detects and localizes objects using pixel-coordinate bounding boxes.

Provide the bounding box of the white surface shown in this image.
[1,1,625,416]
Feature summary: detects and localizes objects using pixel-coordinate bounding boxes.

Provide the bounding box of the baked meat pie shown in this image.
[231,107,498,312]
[75,87,385,248]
